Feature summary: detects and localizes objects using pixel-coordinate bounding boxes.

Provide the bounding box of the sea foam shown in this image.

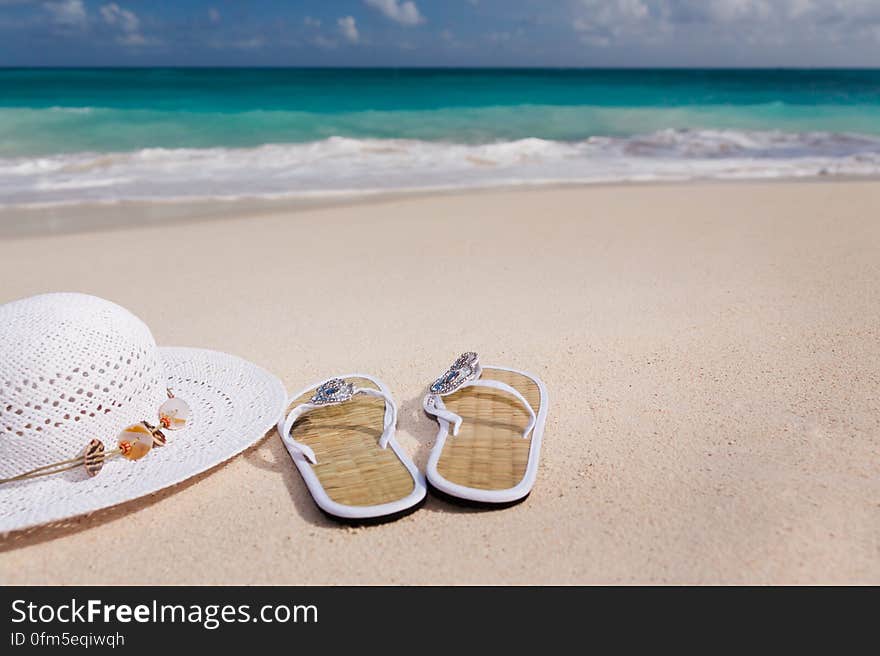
[1,129,879,207]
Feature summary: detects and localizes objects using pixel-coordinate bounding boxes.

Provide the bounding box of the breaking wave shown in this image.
[2,129,880,207]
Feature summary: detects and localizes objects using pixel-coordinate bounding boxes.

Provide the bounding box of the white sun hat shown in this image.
[0,292,286,533]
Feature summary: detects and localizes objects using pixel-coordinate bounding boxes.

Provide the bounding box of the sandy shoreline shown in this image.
[1,180,878,584]
[3,173,880,238]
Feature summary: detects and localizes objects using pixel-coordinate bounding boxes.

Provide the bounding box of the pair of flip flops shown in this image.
[277,353,549,523]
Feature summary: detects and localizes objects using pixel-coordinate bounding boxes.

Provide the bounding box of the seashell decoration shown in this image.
[117,423,154,461]
[81,439,106,478]
[158,396,191,431]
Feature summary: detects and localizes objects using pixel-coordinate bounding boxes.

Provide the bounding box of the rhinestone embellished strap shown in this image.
[429,352,481,395]
[424,353,537,438]
[277,377,398,465]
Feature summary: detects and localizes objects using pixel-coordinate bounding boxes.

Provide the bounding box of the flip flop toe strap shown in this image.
[423,393,464,435]
[277,379,397,465]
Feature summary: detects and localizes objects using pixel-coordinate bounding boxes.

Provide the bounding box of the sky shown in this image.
[0,0,879,67]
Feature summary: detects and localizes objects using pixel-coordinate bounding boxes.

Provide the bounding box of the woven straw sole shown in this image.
[288,377,415,508]
[434,369,541,493]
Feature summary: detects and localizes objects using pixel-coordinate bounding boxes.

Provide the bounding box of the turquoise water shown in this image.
[2,68,880,154]
[1,68,880,205]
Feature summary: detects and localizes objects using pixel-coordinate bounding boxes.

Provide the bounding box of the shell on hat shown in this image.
[0,293,167,480]
[158,396,190,431]
[117,423,155,461]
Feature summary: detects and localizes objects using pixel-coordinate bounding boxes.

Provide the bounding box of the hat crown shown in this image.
[0,293,165,478]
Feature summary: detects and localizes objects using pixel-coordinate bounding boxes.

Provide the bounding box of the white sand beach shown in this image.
[0,180,878,584]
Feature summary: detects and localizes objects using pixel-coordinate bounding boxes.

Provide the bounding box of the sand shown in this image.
[0,180,878,584]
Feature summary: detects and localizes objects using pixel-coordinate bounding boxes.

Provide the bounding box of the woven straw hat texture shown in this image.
[0,293,285,532]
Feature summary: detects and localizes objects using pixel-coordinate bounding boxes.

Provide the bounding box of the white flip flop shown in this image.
[278,373,426,523]
[423,352,548,506]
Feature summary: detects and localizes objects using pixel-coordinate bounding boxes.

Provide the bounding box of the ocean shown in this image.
[1,68,880,207]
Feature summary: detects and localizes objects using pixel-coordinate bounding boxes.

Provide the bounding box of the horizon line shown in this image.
[2,65,880,71]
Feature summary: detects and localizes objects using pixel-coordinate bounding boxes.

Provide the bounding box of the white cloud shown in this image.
[338,15,359,43]
[439,28,467,49]
[486,27,524,44]
[208,8,220,24]
[44,0,86,28]
[364,0,425,26]
[118,32,146,45]
[304,16,321,28]
[571,0,880,50]
[101,3,138,32]
[612,0,648,20]
[100,3,149,46]
[313,34,337,49]
[786,0,814,19]
[207,35,265,51]
[572,0,652,45]
[704,0,771,22]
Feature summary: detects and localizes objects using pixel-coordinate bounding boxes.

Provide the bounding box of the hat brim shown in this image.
[0,347,286,533]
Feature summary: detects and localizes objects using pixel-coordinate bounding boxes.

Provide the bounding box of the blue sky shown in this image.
[1,1,879,67]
